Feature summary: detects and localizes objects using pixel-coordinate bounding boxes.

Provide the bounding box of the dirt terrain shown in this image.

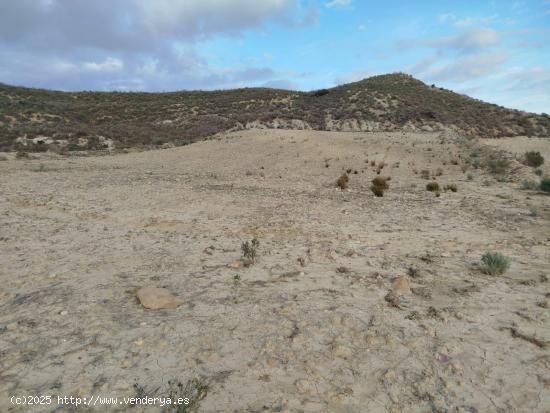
[1,129,549,412]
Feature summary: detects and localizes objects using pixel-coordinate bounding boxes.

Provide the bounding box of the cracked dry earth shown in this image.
[1,129,549,413]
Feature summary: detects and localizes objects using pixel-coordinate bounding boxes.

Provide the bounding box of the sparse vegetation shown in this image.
[371,176,389,190]
[420,169,431,180]
[337,173,349,190]
[16,150,29,159]
[523,151,544,168]
[165,377,208,413]
[486,158,509,175]
[370,176,389,197]
[481,252,510,275]
[444,183,457,192]
[2,73,549,152]
[241,238,260,263]
[521,180,538,190]
[426,182,440,192]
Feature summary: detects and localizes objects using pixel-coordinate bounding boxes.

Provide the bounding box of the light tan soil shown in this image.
[1,130,549,412]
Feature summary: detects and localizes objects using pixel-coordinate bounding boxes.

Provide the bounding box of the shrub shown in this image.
[371,177,389,190]
[426,182,440,192]
[535,168,543,176]
[435,167,443,176]
[521,180,538,190]
[444,183,457,192]
[481,252,510,275]
[370,176,389,197]
[371,185,385,197]
[337,174,349,190]
[311,89,329,97]
[540,177,550,193]
[166,377,208,413]
[523,151,544,168]
[16,150,29,159]
[486,159,509,174]
[241,238,260,263]
[467,173,474,181]
[420,170,431,180]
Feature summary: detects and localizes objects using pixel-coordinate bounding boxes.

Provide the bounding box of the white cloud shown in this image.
[83,57,123,73]
[438,13,456,23]
[415,52,508,82]
[0,0,310,91]
[325,0,352,9]
[138,0,298,38]
[454,15,497,28]
[335,69,378,85]
[427,28,500,53]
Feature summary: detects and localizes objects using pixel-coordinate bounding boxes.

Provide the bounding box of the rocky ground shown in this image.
[1,129,549,412]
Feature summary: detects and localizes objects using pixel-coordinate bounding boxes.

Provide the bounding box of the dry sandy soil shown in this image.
[1,129,549,413]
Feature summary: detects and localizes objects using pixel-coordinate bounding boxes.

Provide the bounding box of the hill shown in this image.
[1,73,549,152]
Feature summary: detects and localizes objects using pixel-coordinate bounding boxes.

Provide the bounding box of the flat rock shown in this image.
[136,287,183,309]
[227,260,244,269]
[392,276,411,295]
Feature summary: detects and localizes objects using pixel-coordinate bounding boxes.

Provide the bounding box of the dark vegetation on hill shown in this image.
[1,73,548,152]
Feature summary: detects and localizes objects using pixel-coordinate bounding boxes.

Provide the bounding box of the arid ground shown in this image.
[1,129,549,412]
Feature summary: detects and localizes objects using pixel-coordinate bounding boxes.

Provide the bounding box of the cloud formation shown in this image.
[417,52,508,82]
[325,0,353,9]
[427,28,500,53]
[0,0,308,91]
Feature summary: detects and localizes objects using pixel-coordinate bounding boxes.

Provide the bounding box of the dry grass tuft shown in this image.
[371,176,390,197]
[337,174,349,190]
[426,182,440,192]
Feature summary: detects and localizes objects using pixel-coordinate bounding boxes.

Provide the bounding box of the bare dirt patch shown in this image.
[1,130,549,412]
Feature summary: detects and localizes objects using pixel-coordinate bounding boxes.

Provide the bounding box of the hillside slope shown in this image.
[1,73,549,151]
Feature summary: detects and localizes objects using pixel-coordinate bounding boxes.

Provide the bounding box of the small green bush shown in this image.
[534,168,543,176]
[540,177,550,193]
[523,151,544,168]
[481,252,510,275]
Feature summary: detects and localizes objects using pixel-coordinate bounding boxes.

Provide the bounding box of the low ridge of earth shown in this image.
[2,73,550,153]
[1,129,549,412]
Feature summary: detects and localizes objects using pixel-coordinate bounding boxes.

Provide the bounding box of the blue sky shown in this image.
[0,0,549,112]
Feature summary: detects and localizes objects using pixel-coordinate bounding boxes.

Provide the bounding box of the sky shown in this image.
[0,0,549,113]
